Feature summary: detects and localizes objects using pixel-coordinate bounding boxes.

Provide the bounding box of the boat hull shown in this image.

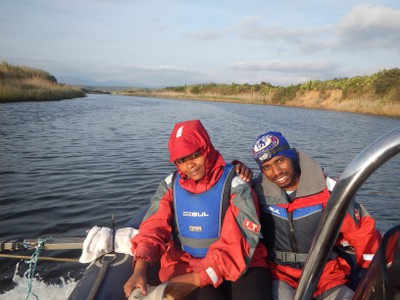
[68,253,133,300]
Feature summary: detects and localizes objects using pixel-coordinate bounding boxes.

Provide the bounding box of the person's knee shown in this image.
[317,285,354,300]
[272,280,294,300]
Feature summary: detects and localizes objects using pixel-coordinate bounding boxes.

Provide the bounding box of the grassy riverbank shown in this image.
[0,62,86,102]
[118,68,400,118]
[2,61,399,117]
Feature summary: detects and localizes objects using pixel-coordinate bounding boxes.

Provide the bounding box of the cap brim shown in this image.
[169,142,200,162]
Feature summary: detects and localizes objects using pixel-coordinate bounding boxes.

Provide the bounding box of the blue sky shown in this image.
[1,0,399,87]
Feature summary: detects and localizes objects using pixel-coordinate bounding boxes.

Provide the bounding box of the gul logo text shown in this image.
[183,211,210,217]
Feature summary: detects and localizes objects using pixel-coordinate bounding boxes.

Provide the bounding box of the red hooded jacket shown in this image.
[130,120,267,287]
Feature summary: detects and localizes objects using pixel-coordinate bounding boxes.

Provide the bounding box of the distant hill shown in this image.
[58,75,156,89]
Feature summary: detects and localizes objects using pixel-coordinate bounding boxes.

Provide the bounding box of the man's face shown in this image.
[261,155,299,191]
[175,151,206,181]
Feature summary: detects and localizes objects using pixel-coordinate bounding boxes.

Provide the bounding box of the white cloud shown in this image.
[125,64,198,73]
[232,4,400,55]
[235,16,322,42]
[335,4,400,50]
[228,60,336,73]
[90,64,210,87]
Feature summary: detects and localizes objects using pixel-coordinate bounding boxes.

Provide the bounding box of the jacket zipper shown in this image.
[288,212,298,253]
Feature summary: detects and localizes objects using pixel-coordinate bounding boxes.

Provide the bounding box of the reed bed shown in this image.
[120,89,400,118]
[0,62,86,102]
[322,98,400,117]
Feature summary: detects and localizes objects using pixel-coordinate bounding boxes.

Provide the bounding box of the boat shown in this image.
[67,207,153,300]
[2,127,400,300]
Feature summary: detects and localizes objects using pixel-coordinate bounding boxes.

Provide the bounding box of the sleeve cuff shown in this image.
[193,260,224,287]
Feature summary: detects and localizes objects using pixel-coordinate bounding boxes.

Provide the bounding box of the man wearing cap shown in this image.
[251,131,381,300]
[124,120,271,300]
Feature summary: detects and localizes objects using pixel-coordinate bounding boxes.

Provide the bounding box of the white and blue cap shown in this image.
[252,131,297,167]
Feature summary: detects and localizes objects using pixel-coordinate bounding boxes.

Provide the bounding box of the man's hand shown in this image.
[124,259,149,298]
[235,162,253,182]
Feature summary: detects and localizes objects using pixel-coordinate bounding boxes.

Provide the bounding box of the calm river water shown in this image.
[0,94,399,298]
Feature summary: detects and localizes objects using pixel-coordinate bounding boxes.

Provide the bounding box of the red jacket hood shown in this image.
[168,119,226,193]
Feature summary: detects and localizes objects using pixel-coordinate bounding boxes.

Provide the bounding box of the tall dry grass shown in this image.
[120,88,400,118]
[0,62,85,102]
[323,98,400,117]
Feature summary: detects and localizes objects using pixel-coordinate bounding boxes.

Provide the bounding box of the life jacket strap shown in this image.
[274,250,308,263]
[177,234,219,249]
[274,250,337,263]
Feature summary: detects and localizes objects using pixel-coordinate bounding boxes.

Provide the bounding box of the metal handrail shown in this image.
[293,126,400,300]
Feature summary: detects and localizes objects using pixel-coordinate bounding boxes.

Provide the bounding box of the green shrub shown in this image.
[191,85,201,94]
[271,85,300,104]
[387,85,400,102]
[374,68,400,96]
[166,85,186,92]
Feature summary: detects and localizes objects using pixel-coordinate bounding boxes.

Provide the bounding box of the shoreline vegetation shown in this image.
[0,62,86,102]
[1,61,399,118]
[117,68,400,118]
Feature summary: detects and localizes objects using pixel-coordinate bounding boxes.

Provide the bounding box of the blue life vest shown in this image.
[173,164,235,258]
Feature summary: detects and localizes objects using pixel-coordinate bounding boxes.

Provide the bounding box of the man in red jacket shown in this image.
[124,120,271,300]
[251,131,381,300]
